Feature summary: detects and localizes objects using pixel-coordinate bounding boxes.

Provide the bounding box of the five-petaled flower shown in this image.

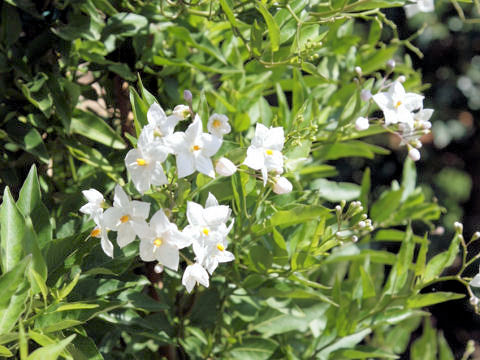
[243,123,285,185]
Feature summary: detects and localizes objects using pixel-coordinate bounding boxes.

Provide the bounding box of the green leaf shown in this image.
[370,188,403,224]
[256,1,280,52]
[410,319,437,360]
[333,346,399,359]
[248,245,272,272]
[360,266,376,298]
[401,158,416,201]
[315,141,389,160]
[359,167,371,209]
[17,165,52,249]
[66,142,115,173]
[26,334,76,360]
[422,233,461,284]
[317,328,372,358]
[229,337,278,360]
[438,331,454,360]
[129,87,149,137]
[0,256,30,310]
[0,281,30,334]
[219,0,237,27]
[0,344,13,357]
[71,109,126,149]
[103,13,148,37]
[407,292,465,308]
[1,187,26,272]
[312,179,361,202]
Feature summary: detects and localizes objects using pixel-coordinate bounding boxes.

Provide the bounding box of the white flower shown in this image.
[171,104,191,122]
[272,176,293,194]
[355,117,369,131]
[183,193,235,274]
[372,81,424,127]
[103,185,150,248]
[125,128,169,194]
[408,147,421,162]
[360,89,372,102]
[404,0,434,17]
[196,234,235,275]
[80,189,105,223]
[215,157,237,176]
[145,103,179,142]
[90,214,114,258]
[167,115,222,178]
[243,123,285,186]
[207,114,231,138]
[414,108,433,129]
[471,271,480,287]
[182,263,209,293]
[136,209,191,271]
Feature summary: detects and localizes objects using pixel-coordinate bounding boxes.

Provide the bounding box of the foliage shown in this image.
[0,0,479,359]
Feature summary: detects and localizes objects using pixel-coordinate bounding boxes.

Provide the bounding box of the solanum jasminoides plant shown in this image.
[1,0,479,359]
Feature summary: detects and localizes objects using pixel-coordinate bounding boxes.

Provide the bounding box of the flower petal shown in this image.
[177,152,196,178]
[243,147,264,170]
[155,243,179,271]
[195,155,215,178]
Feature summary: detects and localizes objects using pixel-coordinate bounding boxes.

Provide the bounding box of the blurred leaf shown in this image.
[229,337,278,360]
[312,179,360,202]
[71,109,126,149]
[26,335,76,360]
[407,292,464,308]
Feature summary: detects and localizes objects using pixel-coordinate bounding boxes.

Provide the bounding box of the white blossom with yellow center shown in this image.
[136,209,192,271]
[182,263,209,293]
[207,113,231,138]
[372,81,424,127]
[166,115,222,178]
[103,185,150,248]
[183,193,235,275]
[243,123,285,186]
[80,188,105,223]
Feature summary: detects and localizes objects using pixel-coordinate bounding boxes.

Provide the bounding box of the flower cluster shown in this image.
[355,74,433,162]
[80,97,295,293]
[243,123,293,193]
[81,185,234,293]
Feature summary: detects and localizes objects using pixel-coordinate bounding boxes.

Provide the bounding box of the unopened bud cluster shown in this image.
[335,200,374,243]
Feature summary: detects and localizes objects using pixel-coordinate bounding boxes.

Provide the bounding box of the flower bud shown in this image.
[360,89,372,102]
[184,89,193,103]
[470,296,479,306]
[397,75,406,83]
[472,231,480,241]
[154,264,164,274]
[273,176,293,195]
[173,104,191,120]
[215,157,237,176]
[354,66,362,76]
[408,148,421,162]
[352,235,358,243]
[386,59,396,70]
[335,205,342,212]
[355,117,369,131]
[422,121,432,130]
[358,221,366,228]
[454,221,463,233]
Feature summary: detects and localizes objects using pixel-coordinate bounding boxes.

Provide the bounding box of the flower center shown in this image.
[154,129,163,138]
[120,215,130,223]
[90,228,101,237]
[394,100,402,109]
[217,243,225,251]
[136,158,147,166]
[265,149,273,156]
[213,119,221,128]
[192,145,201,152]
[202,228,210,236]
[153,237,163,247]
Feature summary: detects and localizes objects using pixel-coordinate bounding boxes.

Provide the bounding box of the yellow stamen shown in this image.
[90,228,101,237]
[395,100,402,109]
[213,119,221,128]
[192,145,201,151]
[153,238,163,247]
[265,149,273,156]
[120,215,130,223]
[217,243,225,251]
[136,158,147,166]
[154,129,163,138]
[202,228,210,236]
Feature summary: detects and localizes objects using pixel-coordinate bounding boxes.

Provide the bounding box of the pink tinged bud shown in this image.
[273,176,293,194]
[397,75,406,83]
[355,117,369,131]
[408,148,421,161]
[360,89,372,102]
[387,59,396,70]
[470,296,479,306]
[215,157,237,176]
[154,264,164,273]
